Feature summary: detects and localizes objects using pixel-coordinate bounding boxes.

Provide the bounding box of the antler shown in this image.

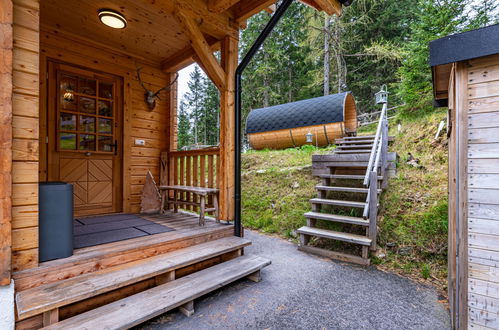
[136,66,151,93]
[153,72,180,99]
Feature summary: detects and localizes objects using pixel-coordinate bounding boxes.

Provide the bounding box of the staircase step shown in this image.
[335,139,375,145]
[315,185,382,194]
[341,135,394,142]
[334,150,372,154]
[43,255,271,330]
[297,226,372,246]
[325,162,368,168]
[304,212,369,226]
[336,145,373,149]
[310,198,366,208]
[318,174,383,180]
[298,245,370,266]
[16,237,251,320]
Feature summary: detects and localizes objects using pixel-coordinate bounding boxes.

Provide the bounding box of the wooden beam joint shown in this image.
[174,8,227,91]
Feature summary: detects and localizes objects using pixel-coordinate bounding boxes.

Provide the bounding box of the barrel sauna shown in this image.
[246,92,357,150]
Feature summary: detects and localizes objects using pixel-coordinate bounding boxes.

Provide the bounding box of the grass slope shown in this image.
[242,109,448,290]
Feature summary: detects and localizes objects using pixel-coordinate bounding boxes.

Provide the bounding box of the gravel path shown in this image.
[138,230,450,330]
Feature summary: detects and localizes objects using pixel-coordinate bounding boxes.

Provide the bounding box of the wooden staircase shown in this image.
[298,105,392,266]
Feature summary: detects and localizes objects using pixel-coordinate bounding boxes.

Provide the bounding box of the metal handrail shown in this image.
[363,102,387,186]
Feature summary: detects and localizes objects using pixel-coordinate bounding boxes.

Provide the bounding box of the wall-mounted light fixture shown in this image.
[98,9,127,29]
[306,132,313,143]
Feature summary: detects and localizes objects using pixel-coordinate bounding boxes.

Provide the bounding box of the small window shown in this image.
[57,71,116,153]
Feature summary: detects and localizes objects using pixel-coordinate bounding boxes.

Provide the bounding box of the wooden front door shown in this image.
[46,62,123,216]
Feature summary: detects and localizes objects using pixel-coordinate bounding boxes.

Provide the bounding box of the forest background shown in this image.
[177,0,498,149]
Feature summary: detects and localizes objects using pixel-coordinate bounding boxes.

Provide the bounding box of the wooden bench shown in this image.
[16,237,250,325]
[42,255,271,329]
[159,185,219,225]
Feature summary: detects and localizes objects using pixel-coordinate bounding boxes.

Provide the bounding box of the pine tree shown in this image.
[177,100,192,149]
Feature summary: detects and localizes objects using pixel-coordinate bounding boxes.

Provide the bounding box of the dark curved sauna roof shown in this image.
[246,92,351,134]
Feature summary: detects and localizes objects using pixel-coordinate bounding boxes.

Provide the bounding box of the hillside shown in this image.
[241,109,448,290]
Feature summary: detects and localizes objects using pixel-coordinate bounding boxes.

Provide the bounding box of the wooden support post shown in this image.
[247,270,261,283]
[219,36,238,222]
[179,300,195,317]
[0,0,13,286]
[199,195,206,226]
[300,234,310,246]
[155,271,175,285]
[381,119,389,189]
[368,171,378,252]
[43,309,59,326]
[213,192,220,223]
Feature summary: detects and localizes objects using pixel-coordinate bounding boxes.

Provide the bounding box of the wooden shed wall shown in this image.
[247,122,344,150]
[11,0,40,273]
[465,54,499,329]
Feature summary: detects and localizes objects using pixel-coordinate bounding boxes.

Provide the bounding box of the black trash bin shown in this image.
[39,182,74,262]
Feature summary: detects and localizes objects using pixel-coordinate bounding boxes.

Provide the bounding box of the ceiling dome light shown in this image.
[98,9,127,29]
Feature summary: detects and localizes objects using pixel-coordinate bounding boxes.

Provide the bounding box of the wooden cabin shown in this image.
[246,92,357,149]
[430,23,499,330]
[0,0,348,328]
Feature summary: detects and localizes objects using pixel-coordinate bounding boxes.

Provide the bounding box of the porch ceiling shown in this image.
[41,0,189,64]
[40,0,341,70]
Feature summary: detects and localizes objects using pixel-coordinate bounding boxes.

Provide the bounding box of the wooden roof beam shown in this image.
[208,0,242,13]
[311,0,342,16]
[145,0,239,39]
[161,38,221,73]
[175,8,227,90]
[232,0,277,24]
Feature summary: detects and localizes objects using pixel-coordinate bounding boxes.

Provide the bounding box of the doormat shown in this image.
[74,214,175,249]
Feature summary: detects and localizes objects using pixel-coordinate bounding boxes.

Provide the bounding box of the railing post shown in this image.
[368,171,378,252]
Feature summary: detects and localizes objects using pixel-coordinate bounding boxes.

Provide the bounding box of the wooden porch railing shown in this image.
[161,148,220,213]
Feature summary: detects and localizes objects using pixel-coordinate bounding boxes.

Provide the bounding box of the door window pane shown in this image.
[60,75,77,110]
[80,116,95,132]
[79,77,96,96]
[60,112,76,131]
[99,82,113,99]
[98,135,113,152]
[79,134,96,150]
[79,96,96,114]
[98,118,113,134]
[60,133,76,150]
[98,100,112,117]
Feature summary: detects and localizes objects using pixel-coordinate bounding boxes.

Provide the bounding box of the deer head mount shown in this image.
[136,67,179,111]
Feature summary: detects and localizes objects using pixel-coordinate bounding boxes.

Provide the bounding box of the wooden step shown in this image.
[317,174,383,180]
[297,226,372,246]
[315,185,381,194]
[298,245,370,266]
[310,198,366,208]
[325,162,368,168]
[304,212,369,226]
[335,139,375,145]
[336,145,373,149]
[16,236,251,320]
[341,135,394,142]
[334,150,372,154]
[43,255,271,330]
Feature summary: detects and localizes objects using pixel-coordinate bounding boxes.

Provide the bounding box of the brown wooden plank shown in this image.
[16,237,251,319]
[0,0,13,286]
[43,256,270,330]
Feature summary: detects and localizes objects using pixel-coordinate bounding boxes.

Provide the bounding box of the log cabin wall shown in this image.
[11,0,40,273]
[10,2,176,272]
[39,29,173,213]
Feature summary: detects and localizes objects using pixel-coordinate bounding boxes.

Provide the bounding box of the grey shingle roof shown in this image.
[246,92,349,134]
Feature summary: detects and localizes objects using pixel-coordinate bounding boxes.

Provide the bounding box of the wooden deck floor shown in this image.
[13,211,233,292]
